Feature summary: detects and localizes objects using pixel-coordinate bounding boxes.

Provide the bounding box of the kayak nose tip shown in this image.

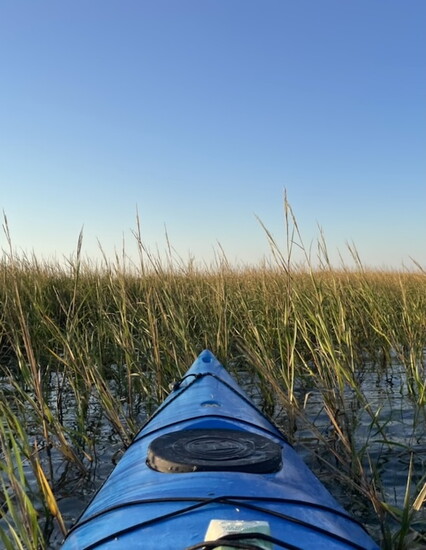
[199,349,216,363]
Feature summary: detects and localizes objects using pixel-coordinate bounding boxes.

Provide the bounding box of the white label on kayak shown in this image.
[205,519,272,550]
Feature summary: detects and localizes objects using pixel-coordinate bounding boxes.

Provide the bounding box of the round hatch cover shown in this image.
[147,429,282,473]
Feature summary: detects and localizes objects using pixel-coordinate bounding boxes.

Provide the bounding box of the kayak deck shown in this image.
[62,350,379,550]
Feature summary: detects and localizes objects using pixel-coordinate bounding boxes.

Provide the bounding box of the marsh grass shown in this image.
[0,210,425,548]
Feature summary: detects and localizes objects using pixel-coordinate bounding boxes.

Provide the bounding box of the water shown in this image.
[290,362,426,542]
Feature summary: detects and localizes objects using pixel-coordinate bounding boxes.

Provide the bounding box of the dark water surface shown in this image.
[293,362,426,542]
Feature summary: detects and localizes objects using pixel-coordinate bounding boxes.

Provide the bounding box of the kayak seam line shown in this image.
[133,371,290,446]
[131,413,287,446]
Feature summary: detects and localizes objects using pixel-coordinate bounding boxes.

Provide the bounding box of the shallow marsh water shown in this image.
[294,361,426,542]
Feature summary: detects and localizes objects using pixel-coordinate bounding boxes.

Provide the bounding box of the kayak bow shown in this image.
[62,350,379,550]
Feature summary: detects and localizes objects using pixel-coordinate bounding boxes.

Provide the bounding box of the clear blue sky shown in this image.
[1,1,425,269]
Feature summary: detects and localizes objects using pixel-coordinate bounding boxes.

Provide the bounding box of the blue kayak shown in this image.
[62,350,379,550]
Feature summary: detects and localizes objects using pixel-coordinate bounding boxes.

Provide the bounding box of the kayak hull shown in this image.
[62,350,379,550]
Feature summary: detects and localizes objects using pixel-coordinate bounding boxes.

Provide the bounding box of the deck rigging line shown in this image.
[77,495,371,550]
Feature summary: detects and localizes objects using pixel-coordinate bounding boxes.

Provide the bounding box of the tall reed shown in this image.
[0,212,425,548]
